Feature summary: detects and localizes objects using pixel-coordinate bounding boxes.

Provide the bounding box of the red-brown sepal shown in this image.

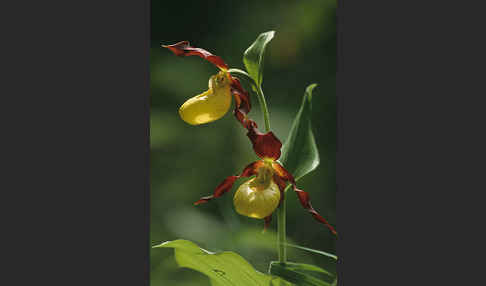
[272,162,295,184]
[240,160,264,177]
[162,41,228,70]
[247,127,282,160]
[292,185,338,236]
[194,175,238,205]
[194,161,262,205]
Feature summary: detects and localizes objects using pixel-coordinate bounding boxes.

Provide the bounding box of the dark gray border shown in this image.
[4,0,483,284]
[336,0,484,285]
[3,1,151,285]
[336,0,344,284]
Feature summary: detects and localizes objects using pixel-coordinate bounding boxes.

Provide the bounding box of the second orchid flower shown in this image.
[195,123,337,236]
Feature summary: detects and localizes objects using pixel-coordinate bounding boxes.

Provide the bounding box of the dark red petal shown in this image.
[263,214,272,233]
[194,161,262,205]
[292,185,338,236]
[247,127,282,160]
[162,41,228,70]
[272,162,295,184]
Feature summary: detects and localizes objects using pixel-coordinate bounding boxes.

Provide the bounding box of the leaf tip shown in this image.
[305,83,318,103]
[152,241,169,248]
[306,83,318,94]
[265,30,275,38]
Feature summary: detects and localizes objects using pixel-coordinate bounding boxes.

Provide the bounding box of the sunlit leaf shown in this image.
[153,239,291,286]
[279,84,320,181]
[269,261,332,286]
[243,31,275,88]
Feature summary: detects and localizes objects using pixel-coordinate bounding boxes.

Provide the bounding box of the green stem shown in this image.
[277,188,287,264]
[229,68,285,264]
[255,85,286,264]
[255,86,271,132]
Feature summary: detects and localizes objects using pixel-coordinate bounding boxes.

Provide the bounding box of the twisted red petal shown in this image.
[247,127,282,160]
[292,185,337,236]
[230,78,251,114]
[235,108,258,130]
[194,161,263,205]
[162,41,228,70]
[230,77,258,129]
[273,162,337,236]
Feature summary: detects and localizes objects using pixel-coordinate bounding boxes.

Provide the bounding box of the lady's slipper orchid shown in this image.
[163,41,252,126]
[194,123,338,236]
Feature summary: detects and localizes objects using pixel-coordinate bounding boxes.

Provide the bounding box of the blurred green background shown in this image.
[150,0,337,285]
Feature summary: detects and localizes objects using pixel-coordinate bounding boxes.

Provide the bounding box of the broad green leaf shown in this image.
[269,262,331,286]
[153,239,291,286]
[243,31,275,88]
[285,243,338,261]
[279,84,320,181]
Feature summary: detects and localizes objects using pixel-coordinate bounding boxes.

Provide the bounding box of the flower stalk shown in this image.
[253,85,286,264]
[277,187,287,264]
[255,85,271,132]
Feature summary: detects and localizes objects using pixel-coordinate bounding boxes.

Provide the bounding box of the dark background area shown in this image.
[150,0,338,285]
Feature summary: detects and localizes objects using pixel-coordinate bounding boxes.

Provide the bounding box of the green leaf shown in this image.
[279,84,320,181]
[280,262,333,278]
[153,239,291,286]
[285,243,338,261]
[269,262,332,286]
[243,31,275,88]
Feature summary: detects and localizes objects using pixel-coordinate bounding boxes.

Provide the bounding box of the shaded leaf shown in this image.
[280,262,333,278]
[285,243,337,261]
[243,31,275,88]
[153,239,291,286]
[279,84,320,181]
[269,262,331,286]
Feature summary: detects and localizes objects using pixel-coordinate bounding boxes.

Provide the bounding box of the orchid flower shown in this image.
[163,41,251,126]
[194,122,337,236]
